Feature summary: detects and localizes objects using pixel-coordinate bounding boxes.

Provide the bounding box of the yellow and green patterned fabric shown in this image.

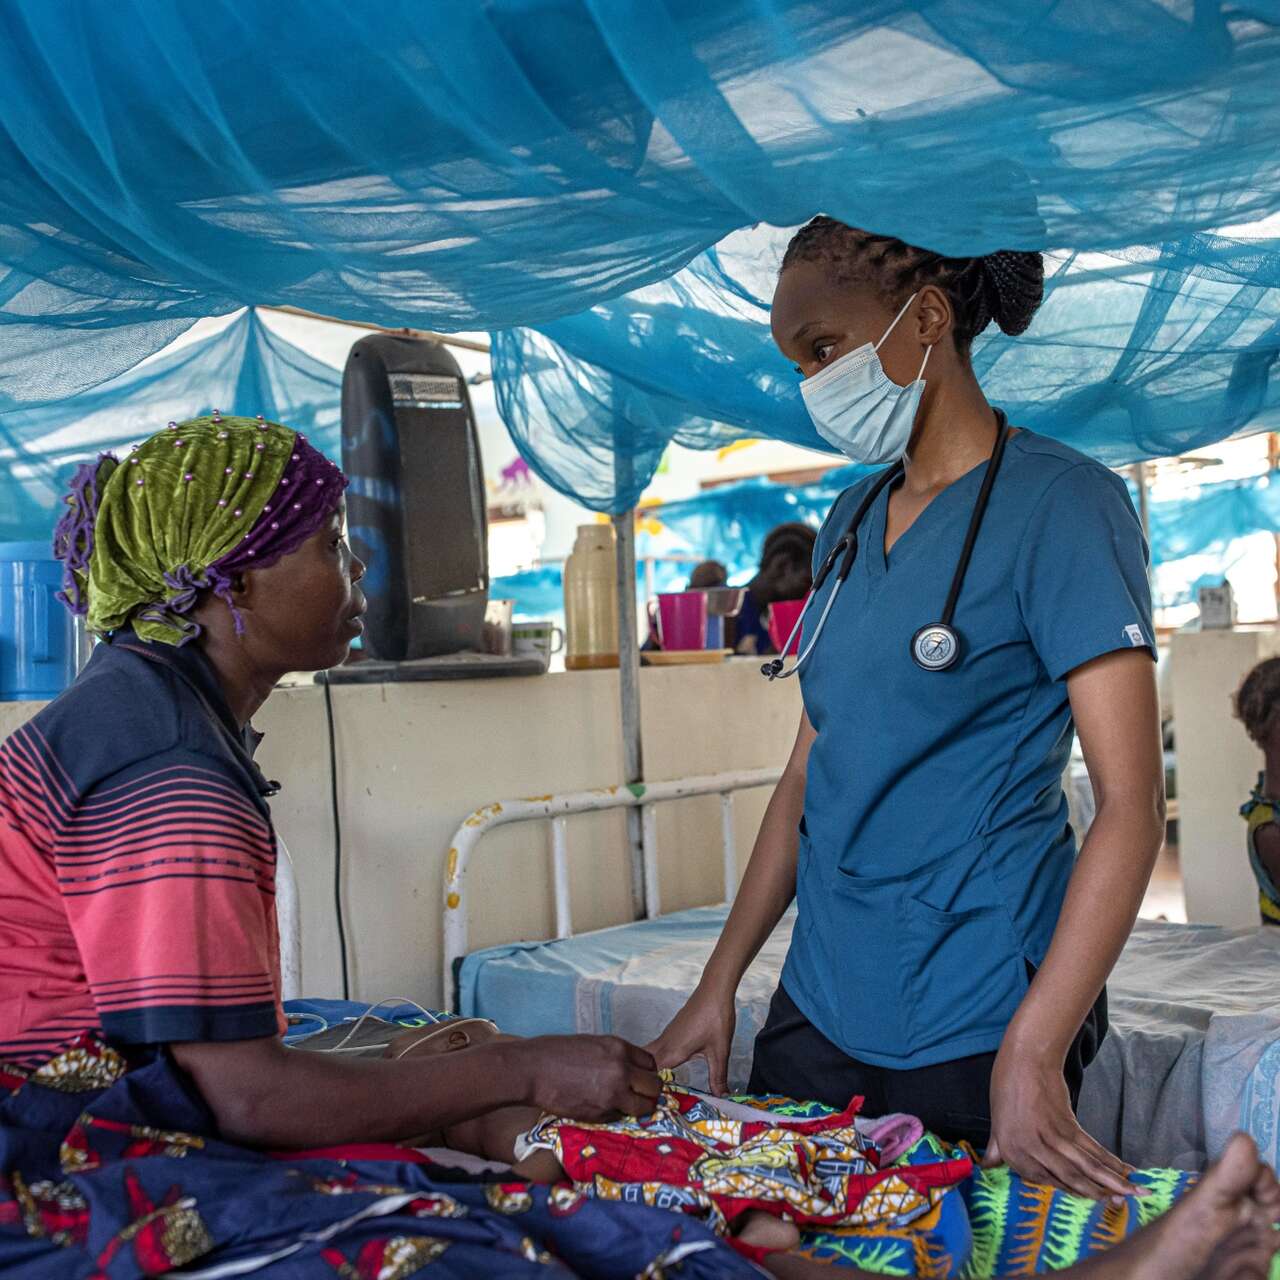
[736,1095,1196,1276]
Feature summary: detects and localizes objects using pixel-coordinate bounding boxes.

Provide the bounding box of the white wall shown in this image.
[255,661,801,1004]
[1172,626,1280,926]
[1,663,801,1007]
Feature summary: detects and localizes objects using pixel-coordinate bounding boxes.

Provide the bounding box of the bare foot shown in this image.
[1088,1134,1277,1280]
[734,1211,800,1253]
[510,1146,567,1184]
[1195,1222,1280,1280]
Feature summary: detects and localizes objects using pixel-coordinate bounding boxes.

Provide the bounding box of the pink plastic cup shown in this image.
[652,591,708,650]
[767,598,807,656]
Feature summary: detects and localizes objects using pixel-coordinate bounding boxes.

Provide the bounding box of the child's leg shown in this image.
[384,1022,565,1178]
[443,1104,563,1180]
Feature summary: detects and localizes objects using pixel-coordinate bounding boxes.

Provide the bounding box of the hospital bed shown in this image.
[445,770,1280,1175]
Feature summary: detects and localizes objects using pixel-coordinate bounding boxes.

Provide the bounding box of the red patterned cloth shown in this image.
[518,1085,972,1256]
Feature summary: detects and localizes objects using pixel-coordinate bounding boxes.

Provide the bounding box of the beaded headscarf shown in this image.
[53,412,348,646]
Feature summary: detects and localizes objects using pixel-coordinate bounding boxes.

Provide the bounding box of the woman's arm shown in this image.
[649,710,815,1092]
[173,1031,660,1149]
[986,647,1165,1197]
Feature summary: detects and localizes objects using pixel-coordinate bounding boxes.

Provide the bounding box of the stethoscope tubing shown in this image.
[763,412,1010,681]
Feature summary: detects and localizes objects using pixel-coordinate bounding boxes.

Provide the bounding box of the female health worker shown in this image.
[651,219,1165,1199]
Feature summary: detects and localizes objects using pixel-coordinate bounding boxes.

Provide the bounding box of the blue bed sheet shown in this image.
[459,911,1280,1174]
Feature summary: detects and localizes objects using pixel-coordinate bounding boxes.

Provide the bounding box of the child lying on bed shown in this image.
[386,1019,962,1260]
[390,1021,1280,1280]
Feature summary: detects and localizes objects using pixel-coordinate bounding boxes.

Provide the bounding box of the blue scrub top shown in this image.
[783,430,1153,1070]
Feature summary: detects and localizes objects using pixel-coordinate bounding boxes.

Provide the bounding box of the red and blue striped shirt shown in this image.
[0,633,285,1066]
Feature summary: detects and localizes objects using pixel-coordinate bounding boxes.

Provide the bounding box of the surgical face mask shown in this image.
[798,293,931,465]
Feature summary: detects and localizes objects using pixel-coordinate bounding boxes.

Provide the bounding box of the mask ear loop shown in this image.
[872,293,919,352]
[912,341,932,386]
[873,293,932,394]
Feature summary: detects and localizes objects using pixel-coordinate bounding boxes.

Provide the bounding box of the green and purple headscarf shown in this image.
[53,413,348,645]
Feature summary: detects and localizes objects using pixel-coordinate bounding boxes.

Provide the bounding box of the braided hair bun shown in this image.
[781,218,1046,355]
[980,250,1044,337]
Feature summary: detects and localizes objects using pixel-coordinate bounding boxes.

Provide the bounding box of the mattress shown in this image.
[459,912,1280,1172]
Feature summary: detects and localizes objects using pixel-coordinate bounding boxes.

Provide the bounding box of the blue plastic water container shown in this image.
[0,542,80,701]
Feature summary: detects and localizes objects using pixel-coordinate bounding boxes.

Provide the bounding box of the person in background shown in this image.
[1236,657,1280,925]
[734,523,817,656]
[689,559,729,590]
[644,559,730,651]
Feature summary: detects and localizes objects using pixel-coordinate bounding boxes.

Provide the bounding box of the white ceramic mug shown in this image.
[512,619,565,669]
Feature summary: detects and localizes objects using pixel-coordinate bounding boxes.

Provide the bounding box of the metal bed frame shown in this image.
[441,767,783,1006]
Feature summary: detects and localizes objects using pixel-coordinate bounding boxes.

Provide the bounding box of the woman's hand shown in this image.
[647,985,737,1096]
[984,1042,1140,1199]
[520,1035,662,1121]
[982,650,1162,1200]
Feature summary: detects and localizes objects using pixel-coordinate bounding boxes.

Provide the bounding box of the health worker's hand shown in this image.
[646,986,736,1096]
[984,1045,1143,1200]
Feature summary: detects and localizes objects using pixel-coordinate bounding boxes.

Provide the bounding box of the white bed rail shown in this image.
[442,767,782,1006]
[275,836,303,1002]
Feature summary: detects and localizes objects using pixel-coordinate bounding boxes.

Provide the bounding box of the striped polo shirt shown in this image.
[0,632,285,1066]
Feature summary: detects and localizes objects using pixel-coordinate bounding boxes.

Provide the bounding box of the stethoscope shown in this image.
[763,412,1011,680]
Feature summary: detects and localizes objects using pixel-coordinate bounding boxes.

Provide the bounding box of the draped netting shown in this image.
[7,302,1276,609]
[0,313,341,543]
[491,470,1280,619]
[4,0,1280,408]
[492,226,1280,511]
[641,470,1280,581]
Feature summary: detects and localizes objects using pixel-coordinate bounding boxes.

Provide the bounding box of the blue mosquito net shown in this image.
[496,463,1280,620]
[4,0,1280,410]
[6,299,1275,613]
[0,312,341,543]
[641,469,1280,585]
[492,225,1280,511]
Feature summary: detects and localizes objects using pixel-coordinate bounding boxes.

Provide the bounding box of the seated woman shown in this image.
[0,414,659,1148]
[1236,658,1280,925]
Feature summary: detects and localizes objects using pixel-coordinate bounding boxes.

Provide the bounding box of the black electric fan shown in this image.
[340,333,489,661]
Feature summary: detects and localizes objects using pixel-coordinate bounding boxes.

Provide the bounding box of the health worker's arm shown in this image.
[648,710,815,1094]
[986,647,1164,1198]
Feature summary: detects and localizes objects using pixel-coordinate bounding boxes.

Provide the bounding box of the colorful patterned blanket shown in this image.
[0,1037,754,1278]
[752,1097,1195,1276]
[0,1036,1196,1278]
[521,1085,971,1259]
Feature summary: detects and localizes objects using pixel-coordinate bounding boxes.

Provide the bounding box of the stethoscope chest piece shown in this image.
[761,411,1010,683]
[911,622,960,671]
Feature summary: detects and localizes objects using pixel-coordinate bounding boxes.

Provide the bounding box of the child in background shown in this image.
[734,524,816,656]
[1236,658,1280,925]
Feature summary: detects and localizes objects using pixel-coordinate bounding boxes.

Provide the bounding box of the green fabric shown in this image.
[735,1095,1200,1276]
[82,416,295,645]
